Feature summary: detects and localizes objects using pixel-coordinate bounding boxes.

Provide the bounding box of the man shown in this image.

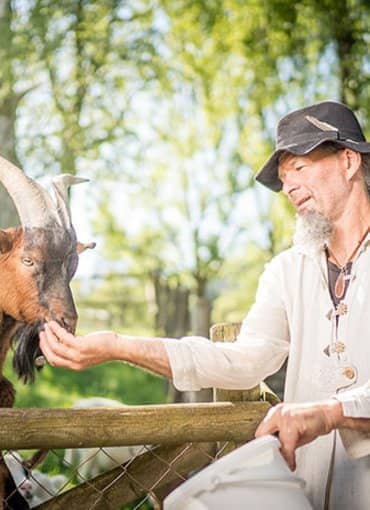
[40,101,370,509]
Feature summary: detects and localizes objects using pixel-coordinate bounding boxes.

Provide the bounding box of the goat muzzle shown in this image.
[59,316,77,334]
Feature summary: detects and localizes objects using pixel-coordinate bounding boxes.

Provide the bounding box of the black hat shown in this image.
[256,101,370,192]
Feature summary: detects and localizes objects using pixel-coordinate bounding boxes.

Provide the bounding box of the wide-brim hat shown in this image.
[256,101,370,192]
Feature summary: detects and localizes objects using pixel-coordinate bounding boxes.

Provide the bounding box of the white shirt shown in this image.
[162,236,370,509]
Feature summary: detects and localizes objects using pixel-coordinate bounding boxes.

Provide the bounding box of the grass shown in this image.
[5,357,168,409]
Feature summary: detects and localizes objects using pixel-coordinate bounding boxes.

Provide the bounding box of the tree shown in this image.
[0,0,28,227]
[92,0,370,337]
[17,0,166,179]
[4,1,370,399]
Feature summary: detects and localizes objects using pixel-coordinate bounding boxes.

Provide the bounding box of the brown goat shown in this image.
[0,155,95,508]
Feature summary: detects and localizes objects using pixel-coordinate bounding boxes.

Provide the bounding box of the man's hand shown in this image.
[39,321,172,378]
[39,321,119,370]
[255,400,343,470]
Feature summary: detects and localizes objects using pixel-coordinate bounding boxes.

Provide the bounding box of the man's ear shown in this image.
[343,148,362,181]
[0,230,13,254]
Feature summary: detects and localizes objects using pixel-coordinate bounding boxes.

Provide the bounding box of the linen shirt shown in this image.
[162,236,370,510]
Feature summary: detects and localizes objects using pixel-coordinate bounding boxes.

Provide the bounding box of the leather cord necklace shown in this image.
[326,227,370,300]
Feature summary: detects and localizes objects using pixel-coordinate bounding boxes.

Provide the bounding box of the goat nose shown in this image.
[60,315,77,333]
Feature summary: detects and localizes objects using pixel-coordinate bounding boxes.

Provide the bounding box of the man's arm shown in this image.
[39,321,173,379]
[255,399,370,470]
[40,254,290,392]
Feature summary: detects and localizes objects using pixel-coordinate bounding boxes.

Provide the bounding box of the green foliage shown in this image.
[212,243,273,323]
[16,0,165,177]
[2,0,370,382]
[6,356,167,408]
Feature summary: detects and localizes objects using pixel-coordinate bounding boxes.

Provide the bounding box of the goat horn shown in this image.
[0,155,59,228]
[52,174,89,228]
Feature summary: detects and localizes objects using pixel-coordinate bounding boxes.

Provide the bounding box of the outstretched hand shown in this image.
[40,322,172,379]
[255,400,343,470]
[39,321,119,370]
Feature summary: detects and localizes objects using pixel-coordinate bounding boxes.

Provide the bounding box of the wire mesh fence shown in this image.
[0,399,274,509]
[3,440,237,510]
[0,391,275,509]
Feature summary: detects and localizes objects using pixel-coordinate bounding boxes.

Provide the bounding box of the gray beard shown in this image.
[293,211,333,251]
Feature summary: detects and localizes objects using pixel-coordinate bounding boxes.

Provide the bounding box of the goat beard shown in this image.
[12,321,45,384]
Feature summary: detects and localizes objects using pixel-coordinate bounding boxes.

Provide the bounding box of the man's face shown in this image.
[278,148,350,220]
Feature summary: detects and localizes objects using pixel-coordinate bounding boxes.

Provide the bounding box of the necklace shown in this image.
[327,227,370,300]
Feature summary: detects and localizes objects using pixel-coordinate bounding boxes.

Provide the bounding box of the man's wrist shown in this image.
[112,333,134,362]
[322,398,344,430]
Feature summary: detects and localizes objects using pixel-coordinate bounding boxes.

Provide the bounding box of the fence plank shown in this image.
[0,402,270,450]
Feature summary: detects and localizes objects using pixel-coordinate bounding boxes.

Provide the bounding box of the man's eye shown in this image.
[296,165,305,171]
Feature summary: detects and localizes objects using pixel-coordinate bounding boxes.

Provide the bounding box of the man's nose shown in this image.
[281,172,299,197]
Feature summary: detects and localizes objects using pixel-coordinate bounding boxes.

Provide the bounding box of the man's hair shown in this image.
[279,141,370,195]
[361,153,370,193]
[319,142,370,195]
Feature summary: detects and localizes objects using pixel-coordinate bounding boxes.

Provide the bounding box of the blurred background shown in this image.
[2,0,370,408]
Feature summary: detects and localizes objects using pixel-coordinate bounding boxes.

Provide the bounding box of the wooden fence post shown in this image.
[210,322,261,402]
[210,322,278,456]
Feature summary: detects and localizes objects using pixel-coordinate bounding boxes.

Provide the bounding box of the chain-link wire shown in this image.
[2,440,237,509]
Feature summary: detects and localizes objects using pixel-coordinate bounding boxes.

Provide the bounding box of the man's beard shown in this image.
[293,211,333,251]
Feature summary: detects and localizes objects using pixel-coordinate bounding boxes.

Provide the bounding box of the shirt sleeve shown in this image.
[336,382,370,458]
[162,256,290,391]
[336,381,370,418]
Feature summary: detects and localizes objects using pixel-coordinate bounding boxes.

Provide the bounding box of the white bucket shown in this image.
[164,435,313,510]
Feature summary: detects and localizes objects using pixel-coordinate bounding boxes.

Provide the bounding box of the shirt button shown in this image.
[343,367,356,380]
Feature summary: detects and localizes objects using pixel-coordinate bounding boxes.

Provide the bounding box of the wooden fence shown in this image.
[2,323,279,509]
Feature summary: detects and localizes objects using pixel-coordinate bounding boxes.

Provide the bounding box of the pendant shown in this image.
[335,270,346,299]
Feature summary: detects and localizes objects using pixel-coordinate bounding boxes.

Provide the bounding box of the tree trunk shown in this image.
[191,295,211,338]
[0,0,20,228]
[152,272,190,338]
[0,95,21,228]
[150,272,215,403]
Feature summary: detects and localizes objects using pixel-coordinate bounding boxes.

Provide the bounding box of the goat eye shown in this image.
[22,257,34,266]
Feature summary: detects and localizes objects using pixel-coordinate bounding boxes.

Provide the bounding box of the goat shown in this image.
[27,471,68,508]
[2,451,29,509]
[4,451,67,508]
[63,398,146,481]
[0,155,94,508]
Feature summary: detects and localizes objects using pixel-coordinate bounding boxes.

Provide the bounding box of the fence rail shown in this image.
[2,402,271,510]
[0,402,270,451]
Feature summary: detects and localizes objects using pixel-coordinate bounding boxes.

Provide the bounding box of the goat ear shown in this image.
[76,241,96,254]
[0,230,13,254]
